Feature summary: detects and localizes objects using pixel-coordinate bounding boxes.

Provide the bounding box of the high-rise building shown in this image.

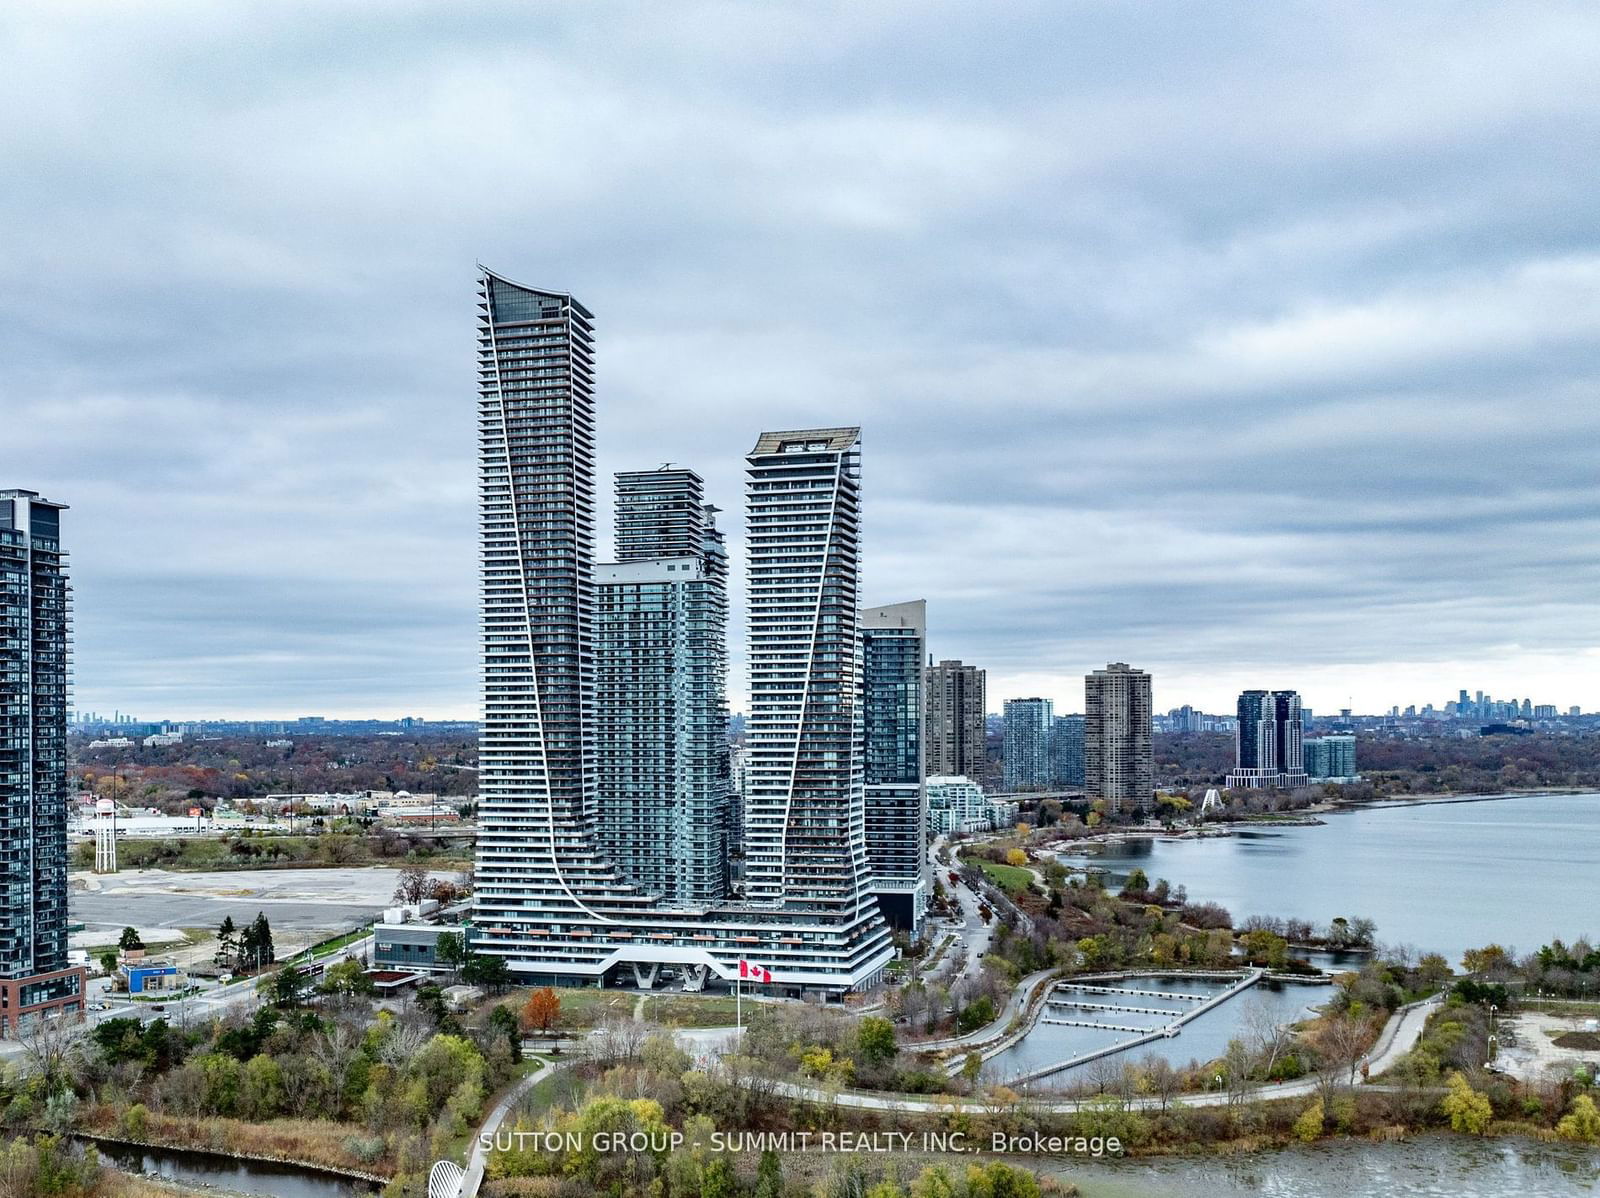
[1228,690,1278,788]
[595,468,731,906]
[1228,689,1306,789]
[860,600,927,934]
[470,272,890,995]
[1049,714,1085,787]
[1272,690,1307,789]
[1304,733,1357,781]
[743,428,870,913]
[1084,663,1153,815]
[925,660,986,779]
[0,490,87,1033]
[1002,697,1054,791]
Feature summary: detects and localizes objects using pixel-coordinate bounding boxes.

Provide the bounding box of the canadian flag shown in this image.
[738,959,773,984]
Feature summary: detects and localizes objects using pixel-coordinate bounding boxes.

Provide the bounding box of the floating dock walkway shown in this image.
[1002,968,1265,1086]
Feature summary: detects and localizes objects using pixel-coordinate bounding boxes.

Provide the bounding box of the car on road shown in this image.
[149,1004,166,1012]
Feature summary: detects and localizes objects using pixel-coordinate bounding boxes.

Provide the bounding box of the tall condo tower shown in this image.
[596,467,731,906]
[743,428,871,913]
[925,659,987,779]
[1084,662,1154,815]
[861,600,927,934]
[1002,697,1054,791]
[1227,689,1279,788]
[473,270,646,975]
[467,271,888,995]
[1227,688,1306,790]
[1271,690,1307,789]
[1050,714,1085,787]
[0,490,87,1031]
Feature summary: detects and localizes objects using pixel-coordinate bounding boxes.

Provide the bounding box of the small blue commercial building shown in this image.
[120,962,181,995]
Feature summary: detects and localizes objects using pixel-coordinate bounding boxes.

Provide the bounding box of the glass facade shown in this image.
[1229,689,1306,789]
[596,469,733,907]
[469,277,890,994]
[861,601,927,933]
[1050,714,1085,787]
[0,491,70,980]
[1002,697,1054,791]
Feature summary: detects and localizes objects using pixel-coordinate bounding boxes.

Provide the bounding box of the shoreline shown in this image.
[1049,787,1597,857]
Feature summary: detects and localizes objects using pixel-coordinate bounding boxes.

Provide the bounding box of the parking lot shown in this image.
[70,864,456,941]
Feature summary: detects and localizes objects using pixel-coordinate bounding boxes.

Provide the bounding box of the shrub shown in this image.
[1292,1099,1324,1142]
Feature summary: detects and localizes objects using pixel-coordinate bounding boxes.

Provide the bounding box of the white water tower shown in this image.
[94,797,118,873]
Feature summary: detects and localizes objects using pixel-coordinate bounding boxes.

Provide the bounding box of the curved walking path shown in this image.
[914,969,1059,1054]
[458,1057,555,1198]
[768,995,1442,1113]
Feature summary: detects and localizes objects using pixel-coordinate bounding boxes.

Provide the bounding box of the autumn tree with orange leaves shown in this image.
[520,987,561,1038]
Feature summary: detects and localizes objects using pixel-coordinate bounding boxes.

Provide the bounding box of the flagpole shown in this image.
[736,970,742,1039]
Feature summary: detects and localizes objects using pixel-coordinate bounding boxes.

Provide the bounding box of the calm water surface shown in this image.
[1050,1135,1600,1197]
[1062,793,1600,962]
[95,1141,375,1197]
[985,974,1329,1086]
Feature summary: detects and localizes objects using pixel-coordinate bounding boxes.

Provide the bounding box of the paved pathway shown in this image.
[770,995,1443,1113]
[459,1058,555,1198]
[913,968,1059,1053]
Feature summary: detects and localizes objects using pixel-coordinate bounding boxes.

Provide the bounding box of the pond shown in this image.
[93,1140,378,1198]
[984,973,1330,1087]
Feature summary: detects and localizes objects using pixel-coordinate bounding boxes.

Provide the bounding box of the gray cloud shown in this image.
[1,1,1597,717]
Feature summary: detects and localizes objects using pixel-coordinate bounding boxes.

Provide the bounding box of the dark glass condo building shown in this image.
[0,490,86,1033]
[861,600,927,933]
[1228,688,1307,789]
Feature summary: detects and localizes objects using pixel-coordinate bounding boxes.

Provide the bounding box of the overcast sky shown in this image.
[4,2,1598,720]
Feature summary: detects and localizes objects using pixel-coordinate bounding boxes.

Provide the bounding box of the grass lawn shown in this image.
[488,985,743,1032]
[969,857,1034,896]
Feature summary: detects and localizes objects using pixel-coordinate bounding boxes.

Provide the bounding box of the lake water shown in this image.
[1049,1134,1600,1197]
[1060,793,1600,964]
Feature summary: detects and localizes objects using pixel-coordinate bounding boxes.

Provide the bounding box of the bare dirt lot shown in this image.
[1498,1009,1600,1082]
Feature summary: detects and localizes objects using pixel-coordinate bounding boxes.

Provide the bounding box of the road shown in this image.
[927,837,994,987]
[0,933,381,1060]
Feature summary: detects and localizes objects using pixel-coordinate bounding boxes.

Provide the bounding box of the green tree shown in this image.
[435,931,466,979]
[754,1150,783,1198]
[856,1016,897,1069]
[1121,868,1149,895]
[488,1004,522,1062]
[956,995,996,1034]
[118,927,144,951]
[702,1156,737,1198]
[270,966,309,1008]
[1556,1094,1600,1143]
[1440,1071,1492,1134]
[98,950,118,977]
[461,952,511,992]
[319,958,375,997]
[214,915,238,970]
[239,913,275,971]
